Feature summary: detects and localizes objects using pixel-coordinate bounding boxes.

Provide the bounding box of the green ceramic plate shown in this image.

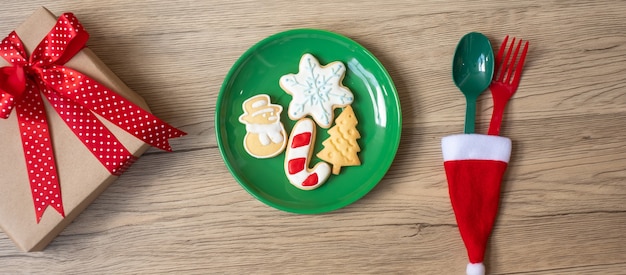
[216,29,401,214]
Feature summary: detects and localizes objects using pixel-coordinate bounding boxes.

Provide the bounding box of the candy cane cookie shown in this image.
[284,118,331,190]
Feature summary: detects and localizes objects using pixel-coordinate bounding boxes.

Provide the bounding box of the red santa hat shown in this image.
[441,134,512,275]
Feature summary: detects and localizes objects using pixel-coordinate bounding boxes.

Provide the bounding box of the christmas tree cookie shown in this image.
[317,105,361,174]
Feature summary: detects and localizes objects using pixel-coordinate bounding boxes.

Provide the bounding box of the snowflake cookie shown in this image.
[279,53,354,128]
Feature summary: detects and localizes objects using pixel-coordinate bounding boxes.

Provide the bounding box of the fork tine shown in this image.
[494,35,509,80]
[504,38,523,84]
[497,37,515,82]
[511,40,529,88]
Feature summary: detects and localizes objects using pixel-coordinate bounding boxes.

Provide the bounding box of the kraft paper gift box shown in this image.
[0,7,184,251]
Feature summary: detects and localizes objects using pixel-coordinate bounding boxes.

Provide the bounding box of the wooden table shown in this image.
[0,1,624,274]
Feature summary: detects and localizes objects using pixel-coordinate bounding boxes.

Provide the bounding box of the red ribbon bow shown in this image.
[0,13,186,222]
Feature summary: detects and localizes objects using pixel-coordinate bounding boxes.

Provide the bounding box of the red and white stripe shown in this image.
[284,118,330,190]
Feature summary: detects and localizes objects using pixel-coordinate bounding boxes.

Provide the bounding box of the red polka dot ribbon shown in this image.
[0,13,186,222]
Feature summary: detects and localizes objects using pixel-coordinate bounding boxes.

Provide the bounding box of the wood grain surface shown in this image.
[0,0,624,274]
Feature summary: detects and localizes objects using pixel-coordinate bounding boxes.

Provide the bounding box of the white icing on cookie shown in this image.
[279,53,354,128]
[239,94,287,158]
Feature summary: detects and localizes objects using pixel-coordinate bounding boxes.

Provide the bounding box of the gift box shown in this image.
[0,7,185,251]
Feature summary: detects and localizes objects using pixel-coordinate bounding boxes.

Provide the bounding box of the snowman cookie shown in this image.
[239,94,287,158]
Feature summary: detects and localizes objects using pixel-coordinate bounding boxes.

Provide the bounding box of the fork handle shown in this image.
[487,104,505,135]
[488,92,511,135]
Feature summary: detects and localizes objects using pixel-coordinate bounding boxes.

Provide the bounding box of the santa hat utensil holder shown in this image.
[442,134,511,275]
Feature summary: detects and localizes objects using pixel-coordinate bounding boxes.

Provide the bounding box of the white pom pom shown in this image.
[466,262,485,275]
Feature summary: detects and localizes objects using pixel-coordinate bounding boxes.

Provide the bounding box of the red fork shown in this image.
[487,36,529,136]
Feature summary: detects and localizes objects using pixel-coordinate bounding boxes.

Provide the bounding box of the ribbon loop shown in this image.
[29,13,89,67]
[0,66,25,118]
[0,31,29,118]
[0,12,186,222]
[0,31,28,66]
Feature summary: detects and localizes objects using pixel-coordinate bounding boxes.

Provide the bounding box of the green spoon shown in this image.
[452,32,494,134]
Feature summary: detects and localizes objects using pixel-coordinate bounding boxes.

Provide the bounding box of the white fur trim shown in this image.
[466,262,485,275]
[442,134,511,162]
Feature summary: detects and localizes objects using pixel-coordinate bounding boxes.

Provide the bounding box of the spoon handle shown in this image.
[464,97,477,134]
